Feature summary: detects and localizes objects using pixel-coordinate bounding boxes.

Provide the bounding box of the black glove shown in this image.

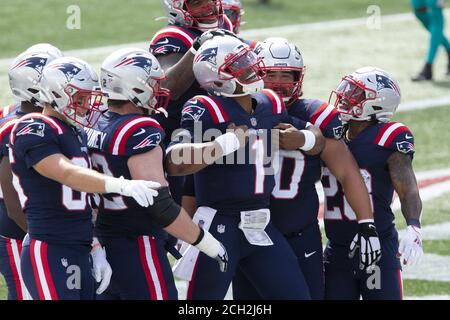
[191,29,238,54]
[349,220,382,270]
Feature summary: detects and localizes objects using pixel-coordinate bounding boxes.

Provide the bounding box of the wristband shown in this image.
[299,129,316,151]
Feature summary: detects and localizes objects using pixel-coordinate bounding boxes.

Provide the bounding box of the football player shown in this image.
[324,67,423,299]
[0,44,63,300]
[233,38,381,300]
[150,0,234,205]
[411,0,450,81]
[8,56,161,300]
[165,35,325,299]
[86,48,228,300]
[222,0,244,34]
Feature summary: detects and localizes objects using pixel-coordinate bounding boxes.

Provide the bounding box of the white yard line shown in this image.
[399,222,450,241]
[402,253,450,282]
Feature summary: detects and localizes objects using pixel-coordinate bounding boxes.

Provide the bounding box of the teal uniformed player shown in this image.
[411,0,450,81]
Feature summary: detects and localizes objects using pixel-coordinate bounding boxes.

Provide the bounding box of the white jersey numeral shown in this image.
[323,167,373,221]
[8,148,28,208]
[252,138,266,195]
[90,153,127,210]
[62,157,89,211]
[272,150,305,199]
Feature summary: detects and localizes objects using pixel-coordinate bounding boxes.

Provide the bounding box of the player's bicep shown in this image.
[321,138,355,179]
[387,152,419,199]
[128,146,168,186]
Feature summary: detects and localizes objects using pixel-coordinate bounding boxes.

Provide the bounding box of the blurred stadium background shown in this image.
[0,0,449,299]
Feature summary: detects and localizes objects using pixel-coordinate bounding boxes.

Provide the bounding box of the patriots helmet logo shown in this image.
[12,56,48,75]
[52,63,82,82]
[182,105,206,122]
[376,74,400,94]
[133,132,162,150]
[114,56,153,75]
[16,121,46,138]
[194,47,218,65]
[396,141,415,154]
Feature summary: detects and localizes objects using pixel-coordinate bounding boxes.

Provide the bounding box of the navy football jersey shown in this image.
[169,89,307,213]
[149,21,233,145]
[323,121,415,245]
[9,113,93,245]
[0,105,26,239]
[85,111,168,238]
[270,99,343,235]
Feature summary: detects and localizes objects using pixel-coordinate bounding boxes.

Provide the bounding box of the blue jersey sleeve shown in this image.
[167,95,228,151]
[299,99,343,140]
[374,122,415,156]
[109,117,165,156]
[11,116,62,168]
[149,26,196,56]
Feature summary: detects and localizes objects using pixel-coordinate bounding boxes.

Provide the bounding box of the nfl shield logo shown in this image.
[217,224,226,234]
[250,117,257,127]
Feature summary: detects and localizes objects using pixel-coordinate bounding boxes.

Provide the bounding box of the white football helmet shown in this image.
[161,0,224,31]
[25,43,63,59]
[100,48,170,113]
[329,66,401,123]
[193,35,265,97]
[38,57,103,128]
[222,0,244,33]
[9,44,63,106]
[255,37,305,106]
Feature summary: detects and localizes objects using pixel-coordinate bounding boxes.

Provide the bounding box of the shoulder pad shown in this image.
[374,122,414,154]
[108,116,164,156]
[150,26,196,55]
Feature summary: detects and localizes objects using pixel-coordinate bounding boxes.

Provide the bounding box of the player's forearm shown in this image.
[162,52,195,100]
[341,172,374,221]
[399,190,422,226]
[165,142,221,176]
[164,208,201,244]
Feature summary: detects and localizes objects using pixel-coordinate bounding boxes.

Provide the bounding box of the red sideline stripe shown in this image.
[138,236,158,300]
[149,237,168,300]
[186,259,199,300]
[5,238,23,300]
[193,96,229,124]
[262,89,285,114]
[309,102,328,125]
[151,27,195,48]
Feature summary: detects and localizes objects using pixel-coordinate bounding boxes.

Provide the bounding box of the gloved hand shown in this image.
[91,238,112,295]
[104,176,160,207]
[398,225,423,266]
[193,229,228,272]
[191,29,238,54]
[349,220,382,270]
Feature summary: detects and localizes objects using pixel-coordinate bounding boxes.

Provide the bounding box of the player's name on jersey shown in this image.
[84,127,108,150]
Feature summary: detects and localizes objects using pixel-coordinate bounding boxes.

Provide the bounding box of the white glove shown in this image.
[398,225,423,266]
[194,229,228,273]
[91,238,112,295]
[104,176,160,207]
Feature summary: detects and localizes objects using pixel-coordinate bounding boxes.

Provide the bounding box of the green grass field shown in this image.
[1,0,449,300]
